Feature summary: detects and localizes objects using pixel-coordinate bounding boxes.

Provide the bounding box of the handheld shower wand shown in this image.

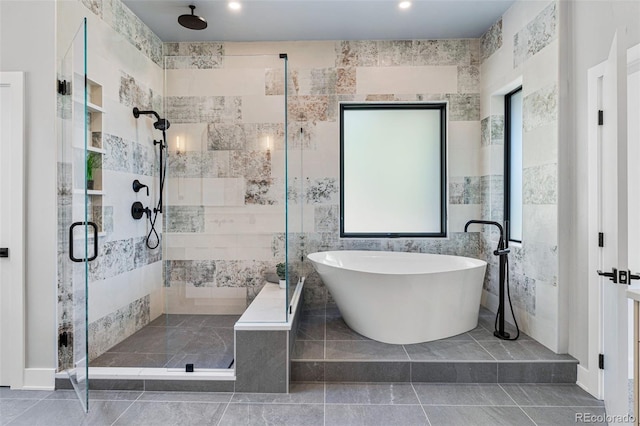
[133,107,170,248]
[464,220,519,341]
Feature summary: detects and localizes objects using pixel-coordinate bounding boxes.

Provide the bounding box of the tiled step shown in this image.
[291,307,578,384]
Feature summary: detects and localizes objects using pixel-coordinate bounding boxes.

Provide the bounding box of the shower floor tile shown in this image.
[90,314,239,369]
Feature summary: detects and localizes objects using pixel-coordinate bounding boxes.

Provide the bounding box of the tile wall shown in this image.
[479,1,559,350]
[56,0,164,368]
[163,39,484,312]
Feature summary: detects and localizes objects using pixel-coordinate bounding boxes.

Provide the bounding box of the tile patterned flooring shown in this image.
[90,315,239,369]
[0,383,605,425]
[293,307,575,363]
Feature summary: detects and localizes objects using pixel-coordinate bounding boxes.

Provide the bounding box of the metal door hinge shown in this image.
[598,353,604,369]
[0,248,8,258]
[57,79,70,95]
[598,233,604,247]
[598,110,604,125]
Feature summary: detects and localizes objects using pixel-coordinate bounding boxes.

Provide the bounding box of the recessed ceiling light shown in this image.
[399,1,412,9]
[229,1,241,11]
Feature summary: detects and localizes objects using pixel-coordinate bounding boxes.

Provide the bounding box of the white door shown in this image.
[600,36,639,420]
[0,72,25,387]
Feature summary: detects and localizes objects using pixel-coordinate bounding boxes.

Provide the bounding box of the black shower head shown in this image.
[133,107,170,131]
[178,5,207,30]
[154,118,170,131]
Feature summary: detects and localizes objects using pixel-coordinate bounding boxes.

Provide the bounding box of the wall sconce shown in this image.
[176,136,183,154]
[265,135,272,152]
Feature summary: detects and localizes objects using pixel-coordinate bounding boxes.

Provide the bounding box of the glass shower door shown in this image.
[58,18,90,412]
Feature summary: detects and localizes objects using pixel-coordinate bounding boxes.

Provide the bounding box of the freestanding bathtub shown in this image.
[307,250,487,344]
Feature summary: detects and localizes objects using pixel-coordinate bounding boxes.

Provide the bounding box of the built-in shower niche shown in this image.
[72,78,106,236]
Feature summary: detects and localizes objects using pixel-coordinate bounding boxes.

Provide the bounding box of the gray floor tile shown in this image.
[326,341,409,361]
[404,341,494,361]
[148,314,189,327]
[219,403,324,426]
[164,351,234,369]
[0,399,39,425]
[107,327,193,355]
[497,362,577,383]
[0,388,52,399]
[325,404,428,426]
[199,315,240,328]
[113,401,226,425]
[411,361,498,383]
[45,390,142,401]
[325,317,367,341]
[138,391,232,403]
[501,384,604,406]
[480,341,575,361]
[8,399,132,426]
[326,383,419,405]
[296,316,326,341]
[413,383,515,406]
[522,406,608,426]
[178,328,235,353]
[325,362,411,383]
[476,317,532,341]
[292,340,324,360]
[90,352,171,368]
[231,383,324,404]
[423,405,535,426]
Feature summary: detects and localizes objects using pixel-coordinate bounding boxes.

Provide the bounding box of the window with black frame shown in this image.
[340,103,447,238]
[505,87,523,243]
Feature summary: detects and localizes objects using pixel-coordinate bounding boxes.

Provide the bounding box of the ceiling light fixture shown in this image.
[228,1,241,11]
[399,1,412,9]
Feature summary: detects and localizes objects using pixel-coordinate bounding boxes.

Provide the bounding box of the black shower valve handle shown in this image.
[132,179,149,196]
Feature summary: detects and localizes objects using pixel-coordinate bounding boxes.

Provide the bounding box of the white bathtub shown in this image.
[307,250,487,344]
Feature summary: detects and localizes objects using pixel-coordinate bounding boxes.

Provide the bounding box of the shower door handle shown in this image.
[69,221,99,262]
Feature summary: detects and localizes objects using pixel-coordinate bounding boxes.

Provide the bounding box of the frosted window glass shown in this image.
[341,105,446,237]
[508,90,523,242]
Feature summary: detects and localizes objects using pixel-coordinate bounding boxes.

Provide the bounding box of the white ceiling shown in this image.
[122,0,516,43]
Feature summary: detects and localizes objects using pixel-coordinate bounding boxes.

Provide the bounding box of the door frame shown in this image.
[582,41,640,400]
[0,71,26,389]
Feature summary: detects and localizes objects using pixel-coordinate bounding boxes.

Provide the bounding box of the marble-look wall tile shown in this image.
[165,96,242,124]
[103,206,114,233]
[166,260,216,287]
[308,68,338,95]
[314,205,339,233]
[230,151,271,179]
[81,0,102,18]
[513,2,557,68]
[103,133,131,172]
[132,141,156,176]
[510,273,536,314]
[163,42,224,70]
[481,18,503,63]
[523,84,557,131]
[378,40,414,66]
[336,68,356,95]
[245,179,277,205]
[481,115,505,147]
[305,177,339,204]
[335,41,379,67]
[165,206,205,232]
[414,40,472,66]
[207,123,249,150]
[265,68,286,96]
[446,94,481,121]
[457,66,480,93]
[119,71,162,112]
[449,176,482,205]
[215,260,271,288]
[88,295,150,360]
[89,239,135,282]
[288,96,329,123]
[523,163,557,204]
[133,236,161,269]
[83,0,162,66]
